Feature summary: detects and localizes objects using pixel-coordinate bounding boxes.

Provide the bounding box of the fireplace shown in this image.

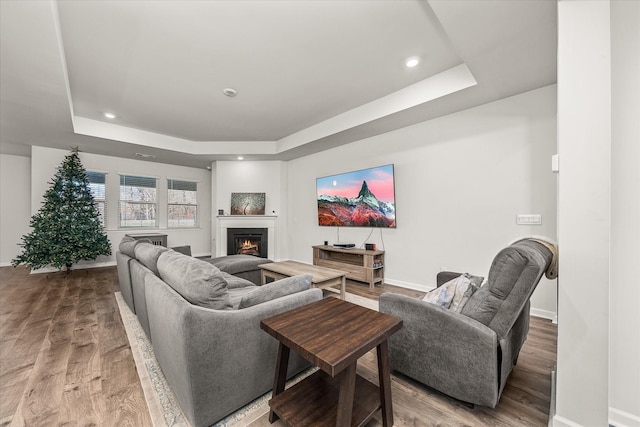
[227,228,268,258]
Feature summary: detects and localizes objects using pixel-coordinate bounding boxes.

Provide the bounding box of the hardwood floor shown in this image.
[0,266,151,427]
[0,266,557,426]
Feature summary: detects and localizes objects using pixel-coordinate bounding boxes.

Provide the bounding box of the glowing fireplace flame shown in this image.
[238,239,259,255]
[242,240,257,249]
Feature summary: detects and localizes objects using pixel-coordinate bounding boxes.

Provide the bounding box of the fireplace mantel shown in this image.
[216,215,277,259]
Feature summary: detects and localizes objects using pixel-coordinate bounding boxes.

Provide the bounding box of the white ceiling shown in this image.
[0,0,557,169]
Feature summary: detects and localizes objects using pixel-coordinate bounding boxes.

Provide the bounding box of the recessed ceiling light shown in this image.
[103,112,116,119]
[405,56,420,68]
[223,88,237,97]
[237,156,244,160]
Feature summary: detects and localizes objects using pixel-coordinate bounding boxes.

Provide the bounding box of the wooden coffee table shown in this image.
[260,297,403,427]
[259,260,347,300]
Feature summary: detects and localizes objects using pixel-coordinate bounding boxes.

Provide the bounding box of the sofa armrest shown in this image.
[436,271,462,287]
[379,292,500,407]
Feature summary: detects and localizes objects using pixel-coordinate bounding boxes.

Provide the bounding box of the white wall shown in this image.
[0,154,31,266]
[610,1,640,426]
[286,85,558,317]
[28,146,212,268]
[212,160,287,259]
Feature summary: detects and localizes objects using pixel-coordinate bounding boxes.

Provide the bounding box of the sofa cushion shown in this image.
[157,250,232,310]
[422,274,479,312]
[133,242,169,275]
[207,254,272,275]
[221,271,256,289]
[228,286,259,309]
[238,274,312,309]
[119,235,151,258]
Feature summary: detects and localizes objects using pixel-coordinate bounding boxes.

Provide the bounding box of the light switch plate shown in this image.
[551,154,559,173]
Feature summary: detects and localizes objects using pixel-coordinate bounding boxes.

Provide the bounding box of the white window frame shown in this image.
[167,178,198,228]
[118,174,158,228]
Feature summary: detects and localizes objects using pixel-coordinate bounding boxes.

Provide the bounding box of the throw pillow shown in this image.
[119,236,151,258]
[422,274,479,312]
[238,274,312,309]
[464,273,485,288]
[133,242,169,275]
[157,250,232,310]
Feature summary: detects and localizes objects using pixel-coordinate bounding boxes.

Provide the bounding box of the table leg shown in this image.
[336,362,357,426]
[268,343,290,423]
[340,275,346,300]
[261,269,267,286]
[377,340,394,427]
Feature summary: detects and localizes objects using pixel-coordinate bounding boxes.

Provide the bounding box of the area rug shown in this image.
[343,291,379,311]
[116,291,377,427]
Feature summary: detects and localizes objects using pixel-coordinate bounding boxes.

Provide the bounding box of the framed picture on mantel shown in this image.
[230,193,266,215]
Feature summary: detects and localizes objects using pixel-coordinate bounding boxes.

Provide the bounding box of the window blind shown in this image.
[168,179,198,228]
[119,174,158,228]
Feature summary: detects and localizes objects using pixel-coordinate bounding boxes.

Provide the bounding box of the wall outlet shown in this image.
[516,214,542,225]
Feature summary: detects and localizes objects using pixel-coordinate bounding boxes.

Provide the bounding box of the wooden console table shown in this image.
[313,245,385,288]
[260,297,403,427]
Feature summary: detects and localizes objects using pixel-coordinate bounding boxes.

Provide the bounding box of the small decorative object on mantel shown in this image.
[230,192,266,215]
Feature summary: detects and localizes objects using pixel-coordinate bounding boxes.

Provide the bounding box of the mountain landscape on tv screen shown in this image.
[318,180,396,227]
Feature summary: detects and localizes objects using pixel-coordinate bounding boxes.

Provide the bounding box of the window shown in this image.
[119,175,158,228]
[168,179,198,228]
[86,171,106,226]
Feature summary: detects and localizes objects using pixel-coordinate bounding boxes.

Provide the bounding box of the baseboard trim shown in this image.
[13,251,213,274]
[552,414,584,427]
[192,252,211,258]
[28,260,117,274]
[610,407,640,427]
[383,278,432,292]
[531,307,558,321]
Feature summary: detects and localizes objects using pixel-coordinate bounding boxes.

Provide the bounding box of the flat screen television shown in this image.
[316,164,396,228]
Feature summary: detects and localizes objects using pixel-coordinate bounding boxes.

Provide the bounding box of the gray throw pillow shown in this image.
[133,242,169,275]
[119,236,151,258]
[157,250,232,310]
[238,274,312,309]
[464,272,485,287]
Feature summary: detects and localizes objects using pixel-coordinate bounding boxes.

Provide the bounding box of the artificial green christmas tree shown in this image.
[12,150,111,272]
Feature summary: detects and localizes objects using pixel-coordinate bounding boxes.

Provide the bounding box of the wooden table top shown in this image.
[260,297,403,377]
[259,260,347,283]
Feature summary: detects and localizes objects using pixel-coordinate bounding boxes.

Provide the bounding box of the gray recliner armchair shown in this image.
[379,238,557,408]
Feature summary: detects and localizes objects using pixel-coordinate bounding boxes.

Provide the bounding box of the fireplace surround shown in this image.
[216,215,277,260]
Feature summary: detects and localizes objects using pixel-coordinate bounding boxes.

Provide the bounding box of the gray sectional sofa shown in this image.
[116,237,322,427]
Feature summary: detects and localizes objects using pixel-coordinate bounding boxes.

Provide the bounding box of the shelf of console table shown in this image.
[269,369,381,427]
[312,245,384,288]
